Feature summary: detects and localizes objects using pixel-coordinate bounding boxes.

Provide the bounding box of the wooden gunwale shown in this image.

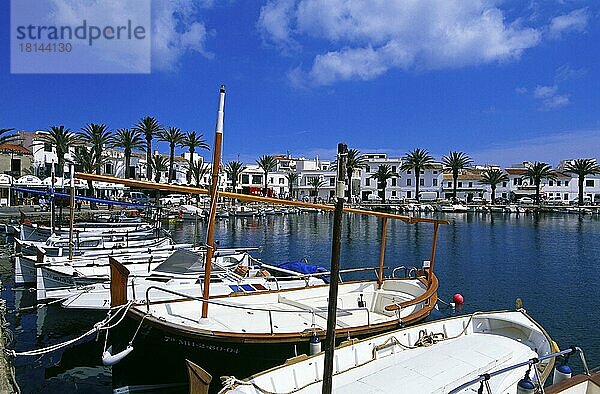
[140,275,436,307]
[127,274,438,343]
[127,301,436,344]
[74,173,449,226]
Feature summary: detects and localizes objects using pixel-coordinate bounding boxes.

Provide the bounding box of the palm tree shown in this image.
[442,151,472,201]
[370,164,398,203]
[78,123,111,175]
[0,128,19,145]
[286,172,299,199]
[181,131,209,183]
[401,148,435,202]
[133,116,162,180]
[479,168,508,204]
[150,154,169,183]
[190,159,210,187]
[308,177,325,201]
[39,126,79,177]
[225,160,246,193]
[564,159,600,205]
[73,147,106,203]
[333,148,367,200]
[111,128,145,179]
[256,155,278,196]
[523,162,556,205]
[158,127,185,183]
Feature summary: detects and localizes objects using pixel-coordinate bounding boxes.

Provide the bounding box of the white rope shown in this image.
[7,301,133,358]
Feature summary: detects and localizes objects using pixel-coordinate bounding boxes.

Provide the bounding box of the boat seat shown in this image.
[371,291,413,317]
[278,295,351,328]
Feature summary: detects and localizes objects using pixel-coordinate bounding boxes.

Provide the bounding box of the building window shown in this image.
[420,178,424,186]
[251,175,262,185]
[433,170,438,174]
[502,193,507,198]
[549,180,554,186]
[365,165,370,173]
[468,181,473,188]
[586,180,594,187]
[391,166,396,172]
[502,182,507,187]
[407,170,411,174]
[105,163,113,175]
[366,178,370,186]
[564,193,569,200]
[391,190,396,196]
[10,159,21,174]
[513,178,518,186]
[391,178,397,186]
[241,174,249,184]
[458,181,463,188]
[564,180,569,187]
[406,178,411,186]
[447,182,451,187]
[407,191,411,198]
[557,181,561,187]
[44,142,52,152]
[279,178,285,184]
[433,179,438,187]
[329,178,335,186]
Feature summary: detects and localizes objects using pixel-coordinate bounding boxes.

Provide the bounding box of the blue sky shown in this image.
[1,0,599,166]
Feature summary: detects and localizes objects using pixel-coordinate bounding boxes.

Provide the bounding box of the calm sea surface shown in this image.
[1,211,599,392]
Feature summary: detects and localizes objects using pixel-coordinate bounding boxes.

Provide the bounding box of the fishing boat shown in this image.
[14,237,175,285]
[56,255,325,310]
[88,86,447,392]
[230,205,259,217]
[18,221,153,242]
[212,310,556,394]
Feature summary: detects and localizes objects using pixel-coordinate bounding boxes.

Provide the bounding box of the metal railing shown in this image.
[448,346,590,394]
[144,286,371,335]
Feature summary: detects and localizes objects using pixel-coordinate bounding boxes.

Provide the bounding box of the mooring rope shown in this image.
[6,301,134,358]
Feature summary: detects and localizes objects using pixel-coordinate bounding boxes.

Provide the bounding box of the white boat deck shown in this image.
[143,280,427,334]
[226,311,552,394]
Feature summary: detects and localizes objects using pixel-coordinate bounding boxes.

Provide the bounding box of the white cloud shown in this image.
[259,0,542,86]
[258,0,297,51]
[515,87,528,94]
[533,84,570,110]
[152,0,214,71]
[470,129,600,166]
[555,64,586,82]
[534,85,558,99]
[548,8,588,39]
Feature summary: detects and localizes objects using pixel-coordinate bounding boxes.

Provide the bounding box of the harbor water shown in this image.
[1,211,599,392]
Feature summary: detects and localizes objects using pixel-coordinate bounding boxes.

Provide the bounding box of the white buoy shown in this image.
[553,364,573,385]
[102,345,134,366]
[309,334,321,355]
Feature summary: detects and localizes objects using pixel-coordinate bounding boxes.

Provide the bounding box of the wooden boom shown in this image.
[74,172,449,226]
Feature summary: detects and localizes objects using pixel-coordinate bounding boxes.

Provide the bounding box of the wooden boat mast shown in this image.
[202,84,226,318]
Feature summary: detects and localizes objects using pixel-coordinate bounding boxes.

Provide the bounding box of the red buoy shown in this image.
[453,293,464,304]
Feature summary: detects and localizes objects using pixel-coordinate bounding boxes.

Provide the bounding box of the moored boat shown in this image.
[215,310,556,394]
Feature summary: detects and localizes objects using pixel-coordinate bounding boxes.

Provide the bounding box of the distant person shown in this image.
[76,200,82,212]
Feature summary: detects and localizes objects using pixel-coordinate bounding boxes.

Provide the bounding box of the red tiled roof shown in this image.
[0,143,32,154]
[505,168,527,175]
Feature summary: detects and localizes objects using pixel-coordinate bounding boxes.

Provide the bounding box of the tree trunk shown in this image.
[57,154,65,177]
[415,170,421,202]
[124,152,131,179]
[187,148,194,184]
[168,144,175,184]
[535,181,541,205]
[347,168,353,201]
[452,171,458,201]
[146,140,152,181]
[88,179,97,209]
[381,182,386,203]
[263,171,268,196]
[578,176,584,206]
[491,186,496,204]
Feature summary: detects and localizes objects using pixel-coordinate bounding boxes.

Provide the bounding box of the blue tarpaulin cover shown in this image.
[277,261,330,283]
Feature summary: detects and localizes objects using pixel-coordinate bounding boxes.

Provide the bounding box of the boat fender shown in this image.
[102,345,134,366]
[309,333,321,355]
[553,363,572,385]
[452,293,464,305]
[516,369,535,394]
